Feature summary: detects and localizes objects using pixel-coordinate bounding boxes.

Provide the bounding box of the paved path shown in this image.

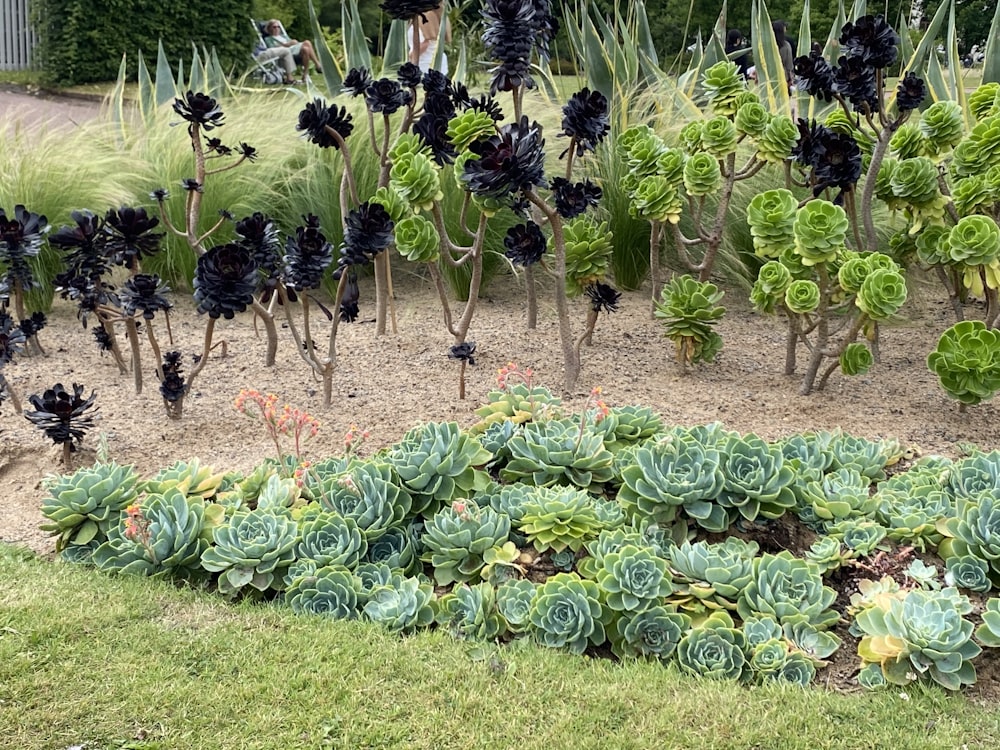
[0,85,102,130]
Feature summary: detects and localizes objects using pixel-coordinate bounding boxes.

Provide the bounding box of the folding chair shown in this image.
[249,18,286,85]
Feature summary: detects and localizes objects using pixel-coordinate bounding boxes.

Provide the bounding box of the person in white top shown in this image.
[408,3,451,74]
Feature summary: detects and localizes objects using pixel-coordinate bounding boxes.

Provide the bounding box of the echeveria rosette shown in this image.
[717,433,797,524]
[701,60,745,117]
[928,321,1000,407]
[628,175,683,225]
[200,508,298,597]
[286,565,363,620]
[793,199,848,266]
[363,575,436,633]
[496,578,537,633]
[840,342,874,376]
[595,544,673,612]
[737,551,839,629]
[364,524,420,574]
[700,116,739,159]
[756,115,798,164]
[682,152,722,197]
[734,100,770,139]
[746,189,797,259]
[528,572,606,655]
[296,99,354,149]
[560,87,610,158]
[944,555,992,593]
[420,502,511,586]
[461,117,547,201]
[668,538,757,612]
[855,588,981,691]
[436,582,507,641]
[783,280,821,314]
[654,275,726,367]
[516,486,607,552]
[294,512,367,570]
[939,489,1000,589]
[855,267,907,320]
[676,612,749,681]
[609,605,689,661]
[316,461,412,540]
[554,216,614,297]
[393,214,440,263]
[390,151,443,212]
[798,467,877,526]
[976,598,1000,646]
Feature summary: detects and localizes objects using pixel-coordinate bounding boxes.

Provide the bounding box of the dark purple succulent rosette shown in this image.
[119,274,172,320]
[365,78,413,115]
[102,206,163,271]
[503,221,546,266]
[448,341,477,364]
[24,382,99,450]
[379,0,441,21]
[552,177,602,219]
[560,88,610,158]
[462,117,548,201]
[344,67,374,96]
[297,99,354,149]
[585,282,621,314]
[159,351,187,403]
[794,52,837,102]
[172,91,225,134]
[193,243,258,319]
[895,72,926,112]
[285,214,335,292]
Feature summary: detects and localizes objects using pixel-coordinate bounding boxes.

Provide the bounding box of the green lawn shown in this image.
[2,544,999,750]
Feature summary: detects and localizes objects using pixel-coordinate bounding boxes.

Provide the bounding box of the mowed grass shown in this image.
[2,545,1000,750]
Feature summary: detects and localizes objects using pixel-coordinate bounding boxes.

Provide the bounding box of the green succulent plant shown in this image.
[528,572,606,654]
[609,605,690,661]
[576,527,647,580]
[446,110,497,152]
[682,152,722,196]
[617,430,725,531]
[437,582,506,641]
[874,467,953,550]
[741,616,783,648]
[702,60,745,116]
[944,554,992,593]
[746,189,797,259]
[784,278,822,315]
[734,100,769,138]
[827,433,890,481]
[496,578,538,633]
[783,620,841,661]
[946,450,1000,500]
[394,214,440,263]
[200,508,299,597]
[555,216,614,296]
[756,114,798,163]
[700,116,738,158]
[840,342,874,376]
[778,432,833,486]
[629,174,683,225]
[676,611,748,681]
[317,460,411,539]
[362,575,437,633]
[854,267,908,322]
[750,261,793,313]
[470,383,562,433]
[975,598,1000,646]
[389,150,442,212]
[891,155,941,205]
[286,565,363,619]
[368,185,411,223]
[919,100,964,152]
[948,215,1000,268]
[480,541,524,585]
[939,489,1000,587]
[386,422,491,518]
[855,588,981,691]
[364,524,420,575]
[595,544,673,612]
[294,511,367,570]
[654,274,725,366]
[668,538,757,613]
[655,148,686,184]
[717,433,796,524]
[679,121,703,152]
[799,467,877,525]
[91,488,216,579]
[143,458,225,500]
[804,536,854,574]
[927,321,1000,406]
[737,552,839,629]
[951,175,996,216]
[793,200,848,266]
[827,519,887,555]
[889,122,926,160]
[421,501,511,585]
[501,418,615,491]
[40,461,140,555]
[606,406,662,447]
[618,125,668,177]
[517,486,606,553]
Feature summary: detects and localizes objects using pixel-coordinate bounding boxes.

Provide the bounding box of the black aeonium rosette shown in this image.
[422,69,451,95]
[794,51,837,101]
[379,0,440,21]
[0,309,27,365]
[119,274,172,320]
[585,282,621,314]
[172,90,225,134]
[237,142,258,162]
[552,177,602,219]
[18,311,46,339]
[896,72,926,112]
[285,214,335,291]
[414,111,458,165]
[448,341,477,364]
[193,243,258,319]
[839,14,899,70]
[834,55,879,114]
[23,382,99,452]
[503,221,547,266]
[234,212,283,291]
[49,210,107,281]
[482,0,536,94]
[365,78,413,115]
[397,63,423,89]
[205,137,233,156]
[0,204,48,290]
[92,325,113,354]
[297,99,355,149]
[159,351,186,404]
[338,203,395,274]
[181,178,203,193]
[466,94,504,122]
[102,206,163,271]
[812,132,862,197]
[462,116,547,200]
[560,88,610,158]
[340,270,361,322]
[791,118,831,169]
[344,67,374,96]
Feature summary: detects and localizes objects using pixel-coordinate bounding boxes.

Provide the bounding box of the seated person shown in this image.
[255,44,298,85]
[263,19,323,78]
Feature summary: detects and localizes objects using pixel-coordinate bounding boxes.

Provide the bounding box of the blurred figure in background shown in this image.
[409,2,451,74]
[725,28,754,80]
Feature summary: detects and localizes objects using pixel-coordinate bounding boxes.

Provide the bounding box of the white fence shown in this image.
[1,0,36,70]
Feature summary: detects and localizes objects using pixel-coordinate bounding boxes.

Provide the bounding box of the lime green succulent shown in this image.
[286,565,363,619]
[836,255,871,294]
[471,382,562,434]
[855,267,907,320]
[756,115,798,163]
[437,582,506,641]
[855,588,980,690]
[144,458,225,500]
[840,342,874,376]
[654,274,726,366]
[914,225,951,266]
[737,551,839,629]
[804,536,854,574]
[629,174,684,225]
[828,518,887,555]
[676,611,748,681]
[200,508,299,596]
[363,575,436,633]
[388,133,433,161]
[919,100,964,153]
[946,450,1000,500]
[389,151,442,212]
[682,152,722,196]
[446,109,497,151]
[951,176,996,216]
[501,418,615,491]
[679,120,704,152]
[609,605,690,661]
[554,216,614,296]
[734,100,769,138]
[40,460,140,556]
[750,261,793,313]
[793,200,848,266]
[700,116,738,158]
[393,214,440,263]
[746,189,797,259]
[947,215,1000,267]
[480,540,523,584]
[655,148,686,184]
[368,185,411,223]
[667,538,757,612]
[784,279,821,313]
[889,122,926,160]
[968,83,1000,121]
[596,544,674,612]
[529,572,606,654]
[496,578,538,633]
[702,60,745,116]
[517,486,606,553]
[421,501,511,585]
[927,321,1000,406]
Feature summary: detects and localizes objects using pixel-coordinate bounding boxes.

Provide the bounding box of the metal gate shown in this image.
[1,0,36,70]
